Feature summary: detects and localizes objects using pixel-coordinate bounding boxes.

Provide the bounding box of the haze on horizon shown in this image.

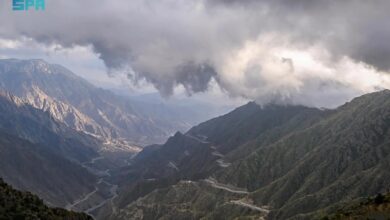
[1,0,390,108]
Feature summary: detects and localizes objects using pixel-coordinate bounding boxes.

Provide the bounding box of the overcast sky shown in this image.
[1,0,390,108]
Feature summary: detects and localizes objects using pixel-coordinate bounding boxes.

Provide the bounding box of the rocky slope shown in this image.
[0,90,100,163]
[0,59,217,146]
[24,85,108,139]
[0,91,102,207]
[111,90,390,220]
[112,102,327,210]
[234,90,390,219]
[0,130,97,208]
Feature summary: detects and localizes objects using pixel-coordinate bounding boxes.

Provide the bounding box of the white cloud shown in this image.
[1,0,390,107]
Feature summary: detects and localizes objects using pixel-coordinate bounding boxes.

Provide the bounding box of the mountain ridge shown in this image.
[111,89,390,220]
[0,58,224,147]
[0,90,104,207]
[0,59,186,145]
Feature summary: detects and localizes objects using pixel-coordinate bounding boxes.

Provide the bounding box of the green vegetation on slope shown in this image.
[0,91,97,207]
[113,180,266,220]
[318,192,390,220]
[113,90,390,220]
[0,178,92,220]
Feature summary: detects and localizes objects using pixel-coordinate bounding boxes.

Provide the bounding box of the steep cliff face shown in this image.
[0,91,101,207]
[0,90,102,162]
[0,59,208,147]
[23,85,108,138]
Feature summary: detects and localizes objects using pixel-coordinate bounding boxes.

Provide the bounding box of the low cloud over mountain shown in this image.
[2,0,390,107]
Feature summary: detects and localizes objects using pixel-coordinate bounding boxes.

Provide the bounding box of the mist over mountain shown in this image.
[126,92,237,128]
[3,1,390,106]
[0,59,388,220]
[0,59,230,147]
[0,62,389,219]
[0,58,238,219]
[2,1,390,219]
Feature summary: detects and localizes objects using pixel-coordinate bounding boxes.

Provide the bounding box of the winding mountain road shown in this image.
[204,178,248,194]
[185,133,210,144]
[230,200,270,213]
[186,134,232,168]
[204,178,270,215]
[66,187,98,210]
[66,155,119,219]
[88,156,104,164]
[82,180,118,216]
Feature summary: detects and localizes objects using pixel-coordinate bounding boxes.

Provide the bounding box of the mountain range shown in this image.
[109,90,390,220]
[0,90,102,207]
[0,58,389,220]
[0,58,235,219]
[0,59,229,147]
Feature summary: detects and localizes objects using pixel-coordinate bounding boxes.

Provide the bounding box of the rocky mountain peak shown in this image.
[0,59,54,75]
[0,58,209,146]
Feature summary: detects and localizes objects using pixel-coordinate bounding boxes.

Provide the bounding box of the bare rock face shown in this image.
[24,85,109,139]
[0,91,99,207]
[0,59,183,148]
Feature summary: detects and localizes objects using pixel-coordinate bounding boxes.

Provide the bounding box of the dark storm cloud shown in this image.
[176,63,217,95]
[1,0,390,107]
